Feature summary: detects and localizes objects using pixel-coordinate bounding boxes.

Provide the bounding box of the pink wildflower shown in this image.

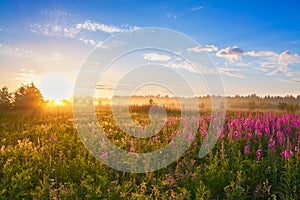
[280,149,293,160]
[256,149,262,160]
[244,145,250,154]
[49,135,55,141]
[101,151,108,159]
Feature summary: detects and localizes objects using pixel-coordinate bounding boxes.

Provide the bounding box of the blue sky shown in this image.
[0,0,299,99]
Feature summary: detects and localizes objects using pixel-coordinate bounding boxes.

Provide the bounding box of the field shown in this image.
[1,105,299,199]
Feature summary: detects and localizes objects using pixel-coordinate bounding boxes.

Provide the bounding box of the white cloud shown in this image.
[28,9,139,47]
[15,68,39,81]
[244,50,277,57]
[218,67,246,78]
[79,38,98,46]
[191,6,203,11]
[143,53,171,61]
[216,46,243,62]
[266,50,300,76]
[76,20,125,33]
[188,45,218,52]
[166,13,178,20]
[166,60,198,73]
[291,78,300,82]
[278,78,300,83]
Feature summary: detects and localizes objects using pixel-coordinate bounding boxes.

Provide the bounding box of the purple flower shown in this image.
[101,151,108,159]
[256,149,262,160]
[49,135,55,141]
[188,134,194,142]
[130,146,135,152]
[170,140,174,146]
[244,145,250,154]
[152,136,158,142]
[280,149,293,160]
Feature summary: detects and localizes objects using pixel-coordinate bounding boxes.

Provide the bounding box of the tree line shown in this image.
[0,83,44,110]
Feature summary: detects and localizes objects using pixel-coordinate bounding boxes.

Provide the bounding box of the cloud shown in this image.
[244,50,277,57]
[15,68,39,81]
[278,78,300,83]
[166,60,198,73]
[216,46,243,62]
[28,9,139,47]
[166,13,178,20]
[76,20,126,33]
[188,45,218,52]
[29,23,79,38]
[219,67,246,78]
[266,50,300,75]
[191,6,203,11]
[143,53,172,61]
[291,78,300,83]
[79,38,98,46]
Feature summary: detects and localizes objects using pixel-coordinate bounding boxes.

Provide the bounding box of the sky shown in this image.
[0,0,300,100]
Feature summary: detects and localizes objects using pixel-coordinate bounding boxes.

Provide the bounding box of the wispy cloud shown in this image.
[191,6,203,12]
[291,78,300,82]
[143,53,172,61]
[166,60,198,73]
[254,50,300,76]
[278,77,300,83]
[15,68,39,82]
[28,9,139,47]
[166,13,178,20]
[244,50,277,57]
[76,20,127,33]
[219,67,246,78]
[216,46,243,62]
[188,45,218,52]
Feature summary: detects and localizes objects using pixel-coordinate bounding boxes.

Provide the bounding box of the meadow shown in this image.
[0,105,300,199]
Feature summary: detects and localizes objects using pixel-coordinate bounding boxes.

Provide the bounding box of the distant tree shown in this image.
[278,102,287,110]
[14,82,44,109]
[248,100,256,110]
[149,98,154,105]
[0,86,12,110]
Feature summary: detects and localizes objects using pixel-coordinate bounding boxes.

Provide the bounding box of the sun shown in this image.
[39,74,73,101]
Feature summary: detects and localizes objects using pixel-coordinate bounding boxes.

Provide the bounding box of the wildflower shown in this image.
[280,149,293,160]
[101,151,108,159]
[170,140,174,146]
[130,146,135,152]
[234,131,241,139]
[49,135,55,141]
[244,145,250,154]
[268,139,276,152]
[188,134,194,142]
[256,149,262,160]
[244,132,252,140]
[152,136,158,142]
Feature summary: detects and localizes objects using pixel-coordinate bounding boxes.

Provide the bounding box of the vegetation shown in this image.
[0,83,44,110]
[0,83,299,199]
[1,105,300,199]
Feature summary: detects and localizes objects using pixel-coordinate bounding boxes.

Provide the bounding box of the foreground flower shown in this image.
[256,149,262,160]
[280,149,293,160]
[101,151,108,159]
[244,145,250,154]
[49,135,55,141]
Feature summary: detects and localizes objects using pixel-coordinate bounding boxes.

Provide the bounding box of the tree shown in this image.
[278,102,287,110]
[0,86,12,110]
[248,100,256,110]
[14,82,44,109]
[149,98,154,105]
